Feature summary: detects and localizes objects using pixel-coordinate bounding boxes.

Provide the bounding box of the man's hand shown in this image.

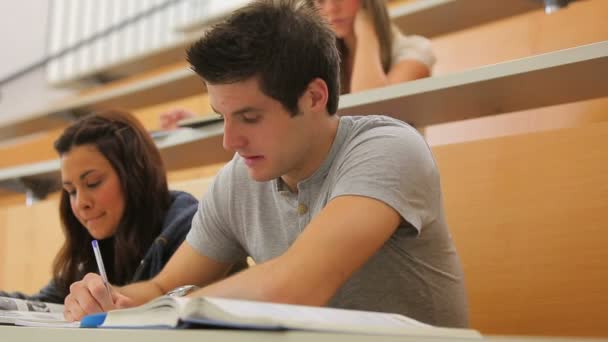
[63,273,135,321]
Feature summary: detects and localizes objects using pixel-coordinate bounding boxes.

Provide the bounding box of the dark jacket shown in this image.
[0,191,198,304]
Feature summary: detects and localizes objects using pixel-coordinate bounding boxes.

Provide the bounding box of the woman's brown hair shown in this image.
[52,110,170,292]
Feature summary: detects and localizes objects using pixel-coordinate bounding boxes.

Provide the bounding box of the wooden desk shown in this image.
[338,41,608,127]
[0,326,604,342]
[389,0,542,38]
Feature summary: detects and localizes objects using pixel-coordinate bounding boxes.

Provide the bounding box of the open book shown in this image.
[0,296,77,327]
[90,296,480,338]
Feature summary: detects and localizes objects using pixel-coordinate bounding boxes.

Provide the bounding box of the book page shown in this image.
[203,297,427,328]
[0,296,64,313]
[101,295,186,328]
[14,318,80,328]
[0,296,70,326]
[0,310,68,325]
[198,297,479,338]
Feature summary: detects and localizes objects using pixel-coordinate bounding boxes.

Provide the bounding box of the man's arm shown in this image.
[63,242,232,321]
[191,195,401,305]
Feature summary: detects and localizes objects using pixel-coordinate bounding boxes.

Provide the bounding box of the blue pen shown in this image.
[91,240,113,298]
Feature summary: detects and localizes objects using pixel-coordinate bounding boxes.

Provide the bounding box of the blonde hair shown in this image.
[360,0,393,72]
[307,0,394,93]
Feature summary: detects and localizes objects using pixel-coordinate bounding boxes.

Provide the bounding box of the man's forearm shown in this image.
[189,255,337,307]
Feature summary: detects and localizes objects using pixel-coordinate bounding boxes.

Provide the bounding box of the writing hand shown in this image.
[63,273,134,321]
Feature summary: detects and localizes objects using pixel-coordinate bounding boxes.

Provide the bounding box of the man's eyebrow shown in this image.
[210,105,260,117]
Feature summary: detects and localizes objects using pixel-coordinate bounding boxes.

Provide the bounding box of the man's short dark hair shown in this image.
[187,0,340,115]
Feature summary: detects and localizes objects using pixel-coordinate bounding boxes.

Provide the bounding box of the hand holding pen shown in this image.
[62,241,117,321]
[91,240,113,299]
[90,240,135,308]
[64,240,132,321]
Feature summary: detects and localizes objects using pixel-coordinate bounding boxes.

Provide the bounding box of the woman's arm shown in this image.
[349,10,389,93]
[350,11,431,93]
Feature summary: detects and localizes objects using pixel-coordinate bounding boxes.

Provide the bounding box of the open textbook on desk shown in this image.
[85,296,480,338]
[0,296,77,327]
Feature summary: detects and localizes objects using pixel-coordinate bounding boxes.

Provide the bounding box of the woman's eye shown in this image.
[87,180,101,188]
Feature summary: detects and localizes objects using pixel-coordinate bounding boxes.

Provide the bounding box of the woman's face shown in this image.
[60,144,125,240]
[314,0,361,38]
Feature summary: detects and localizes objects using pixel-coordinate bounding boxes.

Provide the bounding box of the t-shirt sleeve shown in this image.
[329,124,440,233]
[391,32,436,70]
[186,166,247,263]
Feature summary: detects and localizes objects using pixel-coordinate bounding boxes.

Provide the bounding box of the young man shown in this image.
[64,0,468,327]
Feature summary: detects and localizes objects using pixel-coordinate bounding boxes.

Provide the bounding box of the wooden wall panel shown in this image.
[425,0,608,145]
[0,128,64,168]
[0,190,25,207]
[0,91,211,173]
[431,0,608,76]
[0,61,197,170]
[132,93,212,131]
[0,206,7,287]
[0,199,64,294]
[425,96,608,146]
[433,122,608,337]
[168,177,216,200]
[166,162,225,184]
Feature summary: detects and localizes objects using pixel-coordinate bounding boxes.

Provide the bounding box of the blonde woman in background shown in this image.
[309,0,435,93]
[159,0,435,129]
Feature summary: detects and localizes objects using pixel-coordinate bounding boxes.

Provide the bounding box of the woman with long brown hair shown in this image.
[1,110,199,303]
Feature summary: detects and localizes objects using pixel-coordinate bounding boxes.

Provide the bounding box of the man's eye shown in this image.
[242,115,260,123]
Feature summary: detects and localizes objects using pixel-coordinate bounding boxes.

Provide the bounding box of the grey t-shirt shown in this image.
[187,115,468,327]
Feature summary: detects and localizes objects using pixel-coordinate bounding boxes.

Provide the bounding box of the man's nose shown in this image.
[222,120,246,151]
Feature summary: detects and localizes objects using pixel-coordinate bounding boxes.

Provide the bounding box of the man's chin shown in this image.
[247,169,276,183]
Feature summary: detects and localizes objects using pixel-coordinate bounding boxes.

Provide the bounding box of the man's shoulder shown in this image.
[336,115,436,170]
[341,115,422,146]
[342,114,412,130]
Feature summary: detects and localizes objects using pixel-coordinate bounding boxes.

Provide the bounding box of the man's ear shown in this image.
[305,78,329,113]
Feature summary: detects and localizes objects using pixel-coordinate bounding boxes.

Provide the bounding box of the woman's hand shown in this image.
[353,9,376,40]
[159,109,196,130]
[63,273,135,321]
[349,8,385,93]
